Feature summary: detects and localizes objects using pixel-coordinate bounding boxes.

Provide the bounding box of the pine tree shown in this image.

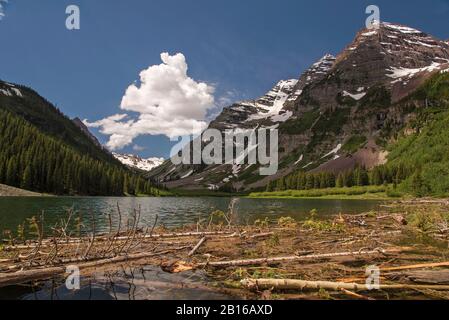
[21,165,32,190]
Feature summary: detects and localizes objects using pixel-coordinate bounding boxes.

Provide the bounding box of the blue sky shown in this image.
[1,0,449,158]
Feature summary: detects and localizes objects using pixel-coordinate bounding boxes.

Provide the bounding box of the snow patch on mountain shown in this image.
[180,170,194,179]
[383,23,422,35]
[342,90,366,100]
[10,88,23,97]
[294,154,304,165]
[387,62,442,83]
[113,153,164,171]
[322,144,342,159]
[362,30,378,37]
[245,79,298,123]
[0,87,23,97]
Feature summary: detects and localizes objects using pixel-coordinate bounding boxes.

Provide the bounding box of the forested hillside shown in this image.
[386,72,449,197]
[0,109,160,195]
[0,81,115,163]
[0,81,160,196]
[268,72,449,197]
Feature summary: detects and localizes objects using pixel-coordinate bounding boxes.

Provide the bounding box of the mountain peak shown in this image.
[331,21,449,96]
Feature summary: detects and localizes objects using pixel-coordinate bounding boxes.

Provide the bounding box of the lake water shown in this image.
[0,196,384,235]
[0,266,236,300]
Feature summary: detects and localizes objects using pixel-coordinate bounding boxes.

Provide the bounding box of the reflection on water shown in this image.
[0,197,385,235]
[11,266,236,300]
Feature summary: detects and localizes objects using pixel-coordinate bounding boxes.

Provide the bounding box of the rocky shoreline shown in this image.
[0,184,43,197]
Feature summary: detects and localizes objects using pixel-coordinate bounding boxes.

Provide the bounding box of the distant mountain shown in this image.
[113,153,164,172]
[0,80,158,196]
[149,22,449,192]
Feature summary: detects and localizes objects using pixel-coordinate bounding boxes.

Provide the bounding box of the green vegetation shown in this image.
[0,82,166,196]
[342,135,367,154]
[265,165,405,192]
[302,209,346,232]
[0,109,160,196]
[277,216,297,228]
[335,92,357,107]
[267,73,449,199]
[280,110,320,135]
[406,206,449,234]
[170,188,246,197]
[0,83,115,164]
[359,85,391,109]
[249,185,398,200]
[385,73,449,197]
[312,107,350,136]
[412,72,449,101]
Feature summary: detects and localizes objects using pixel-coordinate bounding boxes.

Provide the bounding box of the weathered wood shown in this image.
[249,232,274,239]
[199,247,407,268]
[389,270,449,285]
[188,237,207,257]
[381,261,449,272]
[241,278,449,292]
[0,246,191,288]
[3,231,235,250]
[340,288,374,300]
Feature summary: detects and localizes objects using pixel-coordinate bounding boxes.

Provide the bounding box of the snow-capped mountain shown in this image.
[113,153,164,172]
[210,55,337,130]
[150,22,449,191]
[210,79,299,130]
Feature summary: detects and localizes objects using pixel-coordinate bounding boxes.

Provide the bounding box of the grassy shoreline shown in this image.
[248,185,408,200]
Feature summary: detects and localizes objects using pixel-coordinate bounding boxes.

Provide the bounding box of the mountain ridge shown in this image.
[148,22,449,192]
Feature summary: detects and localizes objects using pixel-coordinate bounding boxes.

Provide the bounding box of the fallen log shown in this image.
[188,237,207,257]
[95,277,215,292]
[198,247,407,268]
[249,232,274,239]
[241,278,449,292]
[0,246,191,288]
[388,270,449,285]
[381,261,449,272]
[2,231,235,250]
[340,288,374,300]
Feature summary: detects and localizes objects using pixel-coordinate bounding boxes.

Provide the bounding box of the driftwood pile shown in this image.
[1,199,449,300]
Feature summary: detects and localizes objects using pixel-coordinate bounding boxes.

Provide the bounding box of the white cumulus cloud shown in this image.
[85,53,215,150]
[0,0,8,20]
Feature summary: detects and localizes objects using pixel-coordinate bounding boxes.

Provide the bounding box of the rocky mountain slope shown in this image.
[149,22,449,191]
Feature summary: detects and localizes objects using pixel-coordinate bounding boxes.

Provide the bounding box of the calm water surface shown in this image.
[0,196,385,234]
